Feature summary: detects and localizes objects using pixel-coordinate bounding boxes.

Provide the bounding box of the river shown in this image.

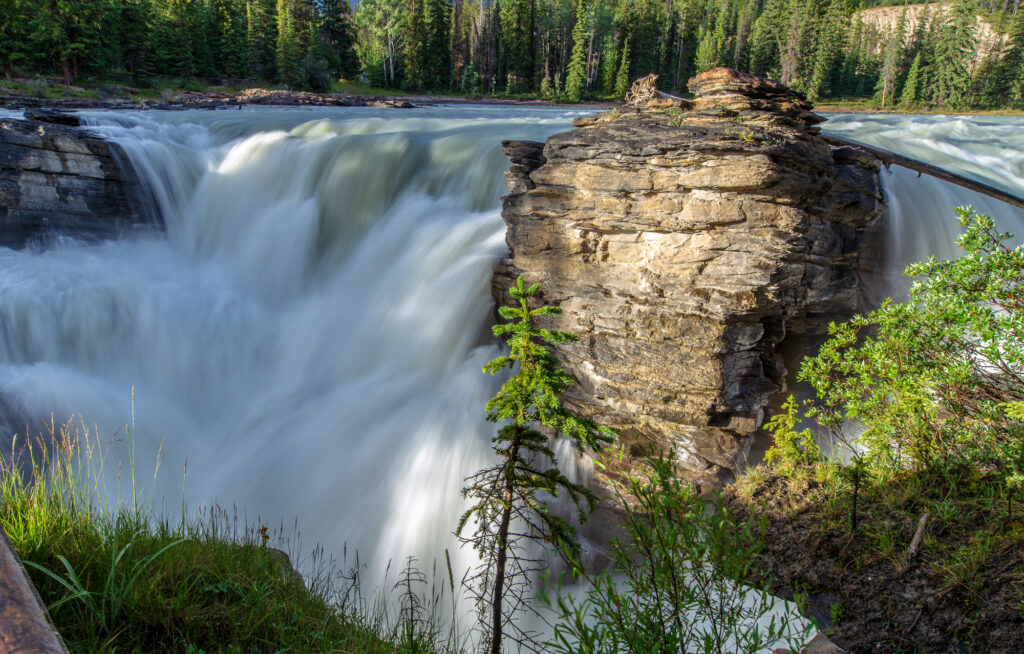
[0,106,1022,616]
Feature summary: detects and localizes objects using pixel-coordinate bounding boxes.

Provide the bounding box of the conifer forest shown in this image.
[3,0,1024,109]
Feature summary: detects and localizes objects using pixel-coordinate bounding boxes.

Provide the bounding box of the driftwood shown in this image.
[822,133,1024,212]
[0,527,68,653]
[908,512,930,558]
[625,74,687,108]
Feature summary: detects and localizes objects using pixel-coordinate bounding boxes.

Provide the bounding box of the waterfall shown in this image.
[0,105,591,591]
[2,106,1023,609]
[822,114,1024,300]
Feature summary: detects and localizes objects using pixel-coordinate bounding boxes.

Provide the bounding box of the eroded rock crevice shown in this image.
[494,68,885,484]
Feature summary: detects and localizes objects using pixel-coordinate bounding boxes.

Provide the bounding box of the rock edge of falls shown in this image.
[0,111,157,249]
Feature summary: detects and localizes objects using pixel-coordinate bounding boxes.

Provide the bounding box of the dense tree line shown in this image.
[0,0,358,91]
[2,0,1023,107]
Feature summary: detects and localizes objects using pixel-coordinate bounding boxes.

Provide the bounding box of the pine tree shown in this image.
[498,0,535,93]
[423,0,452,90]
[990,4,1024,107]
[899,49,921,108]
[564,0,588,102]
[246,0,278,80]
[320,0,359,80]
[1,0,27,80]
[404,0,427,89]
[276,0,300,85]
[806,0,847,101]
[874,6,907,107]
[120,0,153,81]
[614,35,631,99]
[34,0,107,85]
[459,277,614,654]
[929,0,977,108]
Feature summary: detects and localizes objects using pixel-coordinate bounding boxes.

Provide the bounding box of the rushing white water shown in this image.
[1,106,1022,646]
[822,114,1024,299]
[0,105,596,591]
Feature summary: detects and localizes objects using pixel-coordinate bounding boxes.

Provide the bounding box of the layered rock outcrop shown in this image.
[0,113,156,249]
[494,68,885,484]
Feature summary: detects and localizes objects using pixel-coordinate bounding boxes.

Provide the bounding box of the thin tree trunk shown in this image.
[62,57,72,86]
[489,434,521,654]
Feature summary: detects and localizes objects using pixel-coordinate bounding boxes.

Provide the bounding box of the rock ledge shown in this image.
[494,68,885,483]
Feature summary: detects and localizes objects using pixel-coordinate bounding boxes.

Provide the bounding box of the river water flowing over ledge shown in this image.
[1,106,1023,596]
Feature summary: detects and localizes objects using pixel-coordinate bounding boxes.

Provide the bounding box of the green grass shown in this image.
[1,417,461,653]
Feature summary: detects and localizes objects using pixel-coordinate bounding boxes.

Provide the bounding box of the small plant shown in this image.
[667,105,685,127]
[830,602,844,625]
[764,395,822,475]
[458,277,615,654]
[544,452,810,654]
[25,78,50,98]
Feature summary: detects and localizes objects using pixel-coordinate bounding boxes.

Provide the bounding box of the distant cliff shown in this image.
[494,68,885,484]
[0,111,156,249]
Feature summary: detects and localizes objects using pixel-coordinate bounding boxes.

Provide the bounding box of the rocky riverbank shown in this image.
[0,87,415,112]
[494,68,886,485]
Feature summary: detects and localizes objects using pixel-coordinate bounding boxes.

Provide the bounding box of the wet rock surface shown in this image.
[494,68,885,484]
[0,117,157,249]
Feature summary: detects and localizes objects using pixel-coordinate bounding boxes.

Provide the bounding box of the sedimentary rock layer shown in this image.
[494,68,885,484]
[0,114,156,249]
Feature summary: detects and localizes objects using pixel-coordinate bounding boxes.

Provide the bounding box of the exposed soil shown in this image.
[723,471,1024,653]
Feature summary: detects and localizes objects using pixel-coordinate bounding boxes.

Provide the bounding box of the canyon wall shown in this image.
[494,69,885,484]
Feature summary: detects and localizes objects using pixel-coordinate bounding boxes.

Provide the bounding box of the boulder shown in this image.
[493,68,884,484]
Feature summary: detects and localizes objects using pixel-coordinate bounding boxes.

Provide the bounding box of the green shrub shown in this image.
[801,207,1024,479]
[764,395,822,474]
[544,452,810,654]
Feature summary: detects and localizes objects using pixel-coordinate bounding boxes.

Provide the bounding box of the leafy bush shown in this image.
[801,207,1024,477]
[544,452,809,654]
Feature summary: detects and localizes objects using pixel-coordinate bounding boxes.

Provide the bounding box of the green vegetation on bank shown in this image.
[0,420,458,653]
[728,207,1024,649]
[1,1,1023,109]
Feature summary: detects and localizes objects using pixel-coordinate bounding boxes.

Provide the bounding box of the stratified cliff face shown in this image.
[494,68,884,484]
[0,112,156,249]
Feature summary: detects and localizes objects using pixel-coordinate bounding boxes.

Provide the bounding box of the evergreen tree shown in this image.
[404,0,427,89]
[120,0,153,81]
[1,0,27,80]
[247,0,278,80]
[873,5,907,107]
[498,0,535,93]
[899,49,921,108]
[459,277,614,654]
[613,34,631,98]
[564,0,588,102]
[423,0,452,90]
[806,0,847,101]
[928,0,977,108]
[276,0,300,85]
[320,0,359,81]
[989,4,1024,107]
